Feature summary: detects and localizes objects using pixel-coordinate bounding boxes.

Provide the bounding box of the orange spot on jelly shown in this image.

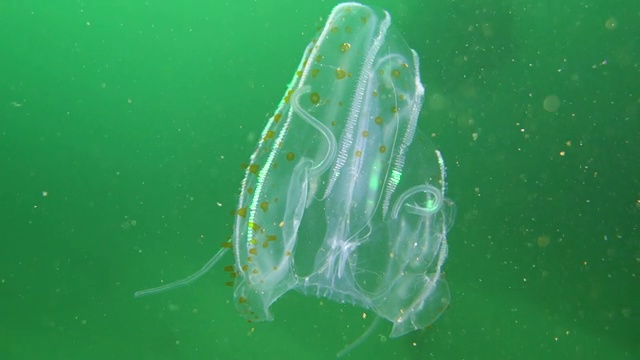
[248,222,261,231]
[284,89,294,103]
[310,92,320,105]
[263,130,275,140]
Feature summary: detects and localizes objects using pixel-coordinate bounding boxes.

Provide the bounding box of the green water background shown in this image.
[1,1,638,359]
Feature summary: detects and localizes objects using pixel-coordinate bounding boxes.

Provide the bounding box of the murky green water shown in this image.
[1,1,638,359]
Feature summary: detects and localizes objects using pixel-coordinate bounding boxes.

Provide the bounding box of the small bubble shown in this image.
[543,95,561,112]
[605,17,617,30]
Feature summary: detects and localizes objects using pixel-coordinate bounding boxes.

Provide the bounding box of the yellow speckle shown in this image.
[260,202,269,212]
[379,145,387,153]
[249,164,259,174]
[336,68,347,79]
[362,130,369,137]
[375,116,383,125]
[340,43,351,53]
[311,69,320,78]
[355,150,362,157]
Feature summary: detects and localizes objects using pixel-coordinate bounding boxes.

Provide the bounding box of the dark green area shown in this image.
[1,1,638,359]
